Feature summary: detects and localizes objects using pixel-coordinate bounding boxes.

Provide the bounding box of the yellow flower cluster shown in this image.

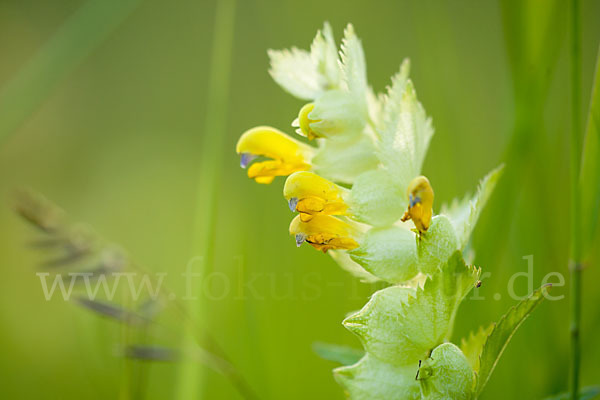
[236,24,436,260]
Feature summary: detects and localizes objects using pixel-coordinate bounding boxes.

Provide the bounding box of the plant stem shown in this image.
[175,0,239,399]
[569,0,582,399]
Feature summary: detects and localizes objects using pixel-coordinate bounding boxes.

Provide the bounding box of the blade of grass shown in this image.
[174,1,258,400]
[579,45,600,258]
[0,0,142,145]
[477,0,564,260]
[569,0,583,399]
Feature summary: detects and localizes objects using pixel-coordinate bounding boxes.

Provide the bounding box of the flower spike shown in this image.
[284,171,349,222]
[236,126,315,184]
[401,175,434,234]
[289,214,361,253]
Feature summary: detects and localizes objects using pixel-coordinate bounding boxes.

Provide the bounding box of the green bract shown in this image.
[241,22,550,399]
[343,252,480,366]
[418,343,476,400]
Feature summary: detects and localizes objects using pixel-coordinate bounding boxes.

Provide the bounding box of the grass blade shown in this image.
[312,342,364,366]
[579,44,600,259]
[0,0,142,144]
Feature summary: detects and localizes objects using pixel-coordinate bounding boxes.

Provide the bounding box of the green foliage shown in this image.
[241,22,553,400]
[378,78,434,193]
[312,135,380,184]
[418,343,475,400]
[343,252,479,365]
[475,284,551,396]
[350,169,405,227]
[349,215,469,283]
[416,216,461,274]
[268,22,340,100]
[333,253,486,399]
[312,342,364,366]
[441,165,504,249]
[311,89,366,138]
[310,25,368,139]
[349,225,419,282]
[580,46,600,260]
[335,355,421,400]
[460,325,493,374]
[336,260,550,399]
[544,386,600,400]
[327,250,379,283]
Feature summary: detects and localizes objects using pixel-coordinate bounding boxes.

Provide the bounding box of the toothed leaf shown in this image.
[339,24,368,114]
[349,225,418,283]
[417,215,461,274]
[268,22,342,100]
[268,48,325,100]
[312,135,379,184]
[334,355,420,400]
[417,343,475,400]
[350,169,406,227]
[441,165,504,248]
[310,22,340,89]
[308,24,368,140]
[343,252,480,365]
[476,284,551,396]
[459,324,493,373]
[310,90,367,138]
[377,62,433,191]
[350,216,460,283]
[328,250,380,283]
[367,86,385,133]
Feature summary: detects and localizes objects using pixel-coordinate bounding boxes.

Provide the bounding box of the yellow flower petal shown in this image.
[284,171,349,221]
[401,175,434,234]
[289,214,360,253]
[297,103,320,140]
[236,126,315,184]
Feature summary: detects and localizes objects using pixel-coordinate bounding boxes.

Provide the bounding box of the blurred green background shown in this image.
[1,0,599,399]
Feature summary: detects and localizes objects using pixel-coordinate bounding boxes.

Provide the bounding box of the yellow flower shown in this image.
[296,103,320,140]
[284,171,349,222]
[289,214,360,253]
[401,175,434,234]
[236,126,315,184]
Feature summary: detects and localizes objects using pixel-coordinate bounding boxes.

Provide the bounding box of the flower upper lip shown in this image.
[289,214,361,252]
[236,126,315,184]
[283,171,349,221]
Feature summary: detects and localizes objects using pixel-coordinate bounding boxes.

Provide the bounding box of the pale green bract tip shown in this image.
[268,22,340,100]
[441,164,504,249]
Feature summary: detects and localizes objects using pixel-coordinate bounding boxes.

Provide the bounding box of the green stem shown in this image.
[569,0,582,399]
[175,0,244,399]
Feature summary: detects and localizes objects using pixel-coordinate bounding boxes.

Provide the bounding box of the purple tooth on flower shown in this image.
[240,153,257,169]
[295,233,306,247]
[288,197,299,212]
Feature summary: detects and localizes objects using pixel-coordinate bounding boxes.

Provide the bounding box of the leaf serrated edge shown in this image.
[342,252,480,359]
[475,283,552,396]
